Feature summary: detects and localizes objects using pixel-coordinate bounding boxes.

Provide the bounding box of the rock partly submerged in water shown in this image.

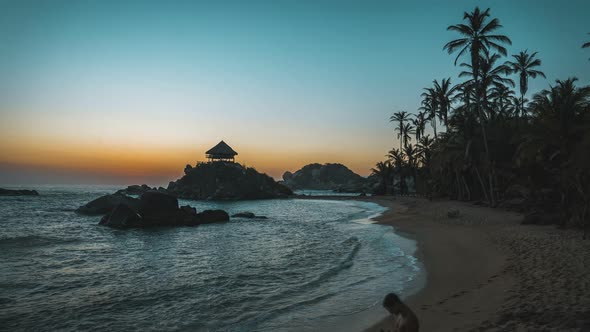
[0,188,39,196]
[116,184,168,196]
[231,211,268,219]
[76,193,140,215]
[99,203,142,228]
[97,191,229,229]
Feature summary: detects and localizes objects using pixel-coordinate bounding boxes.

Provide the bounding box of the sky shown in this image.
[1,0,589,185]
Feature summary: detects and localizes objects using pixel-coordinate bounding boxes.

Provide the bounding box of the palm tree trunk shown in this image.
[476,89,496,207]
[432,118,437,139]
[474,164,490,204]
[462,175,471,201]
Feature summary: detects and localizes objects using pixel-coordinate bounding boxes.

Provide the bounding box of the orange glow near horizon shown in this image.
[0,132,389,184]
[0,100,396,184]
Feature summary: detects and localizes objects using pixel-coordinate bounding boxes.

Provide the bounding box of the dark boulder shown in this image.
[95,192,229,229]
[76,194,139,215]
[99,204,142,229]
[232,212,256,218]
[197,210,230,224]
[0,188,39,196]
[231,211,268,219]
[139,191,179,216]
[180,205,197,216]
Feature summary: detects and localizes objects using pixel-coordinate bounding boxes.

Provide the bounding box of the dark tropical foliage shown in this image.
[372,7,590,234]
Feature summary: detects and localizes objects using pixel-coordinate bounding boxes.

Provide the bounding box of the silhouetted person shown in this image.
[382,293,419,332]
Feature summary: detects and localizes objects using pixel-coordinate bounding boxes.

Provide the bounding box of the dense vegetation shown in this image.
[372,7,590,232]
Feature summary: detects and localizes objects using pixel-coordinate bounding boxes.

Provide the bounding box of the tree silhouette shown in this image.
[505,50,546,116]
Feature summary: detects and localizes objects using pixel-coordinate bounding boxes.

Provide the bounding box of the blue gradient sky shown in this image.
[1,0,589,184]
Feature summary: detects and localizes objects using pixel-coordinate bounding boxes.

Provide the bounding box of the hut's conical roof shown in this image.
[206,140,238,156]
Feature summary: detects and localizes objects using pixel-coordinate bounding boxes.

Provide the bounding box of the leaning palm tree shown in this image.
[583,33,590,60]
[390,111,412,151]
[505,50,546,116]
[444,7,512,82]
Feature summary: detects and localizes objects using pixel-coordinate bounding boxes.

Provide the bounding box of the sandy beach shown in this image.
[367,197,590,331]
[301,196,590,331]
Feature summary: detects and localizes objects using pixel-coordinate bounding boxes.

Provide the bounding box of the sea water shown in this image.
[0,185,421,331]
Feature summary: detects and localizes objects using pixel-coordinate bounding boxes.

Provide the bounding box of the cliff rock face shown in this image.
[167,162,292,200]
[282,163,369,193]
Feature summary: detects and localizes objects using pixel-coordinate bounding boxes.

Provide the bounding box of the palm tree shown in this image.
[459,53,514,118]
[444,7,512,82]
[583,33,590,60]
[433,78,457,128]
[412,111,427,141]
[390,111,412,151]
[420,88,439,138]
[489,83,516,118]
[404,144,418,194]
[401,122,415,148]
[387,148,406,195]
[529,78,590,135]
[505,50,546,116]
[371,161,394,195]
[416,135,435,169]
[518,78,590,226]
[445,7,511,207]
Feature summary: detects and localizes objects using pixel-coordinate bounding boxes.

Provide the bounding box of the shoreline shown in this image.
[299,195,590,331]
[365,196,516,331]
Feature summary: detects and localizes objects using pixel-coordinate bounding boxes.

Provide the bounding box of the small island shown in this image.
[0,188,39,196]
[167,141,292,200]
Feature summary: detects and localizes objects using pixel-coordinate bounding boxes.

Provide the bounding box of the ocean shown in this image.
[0,185,421,331]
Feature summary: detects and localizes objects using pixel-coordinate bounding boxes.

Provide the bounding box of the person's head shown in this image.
[382,293,403,314]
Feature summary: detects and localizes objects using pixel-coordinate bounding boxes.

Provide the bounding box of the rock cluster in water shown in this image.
[115,184,168,196]
[78,191,229,229]
[75,193,140,215]
[167,162,292,200]
[0,188,39,196]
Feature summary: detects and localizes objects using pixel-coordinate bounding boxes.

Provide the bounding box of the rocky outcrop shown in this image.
[97,191,229,229]
[76,193,140,215]
[232,211,269,219]
[167,162,292,200]
[116,184,168,195]
[0,188,39,196]
[282,163,369,193]
[99,204,142,228]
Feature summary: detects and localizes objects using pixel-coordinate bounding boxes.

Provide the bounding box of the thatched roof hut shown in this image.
[206,140,238,162]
